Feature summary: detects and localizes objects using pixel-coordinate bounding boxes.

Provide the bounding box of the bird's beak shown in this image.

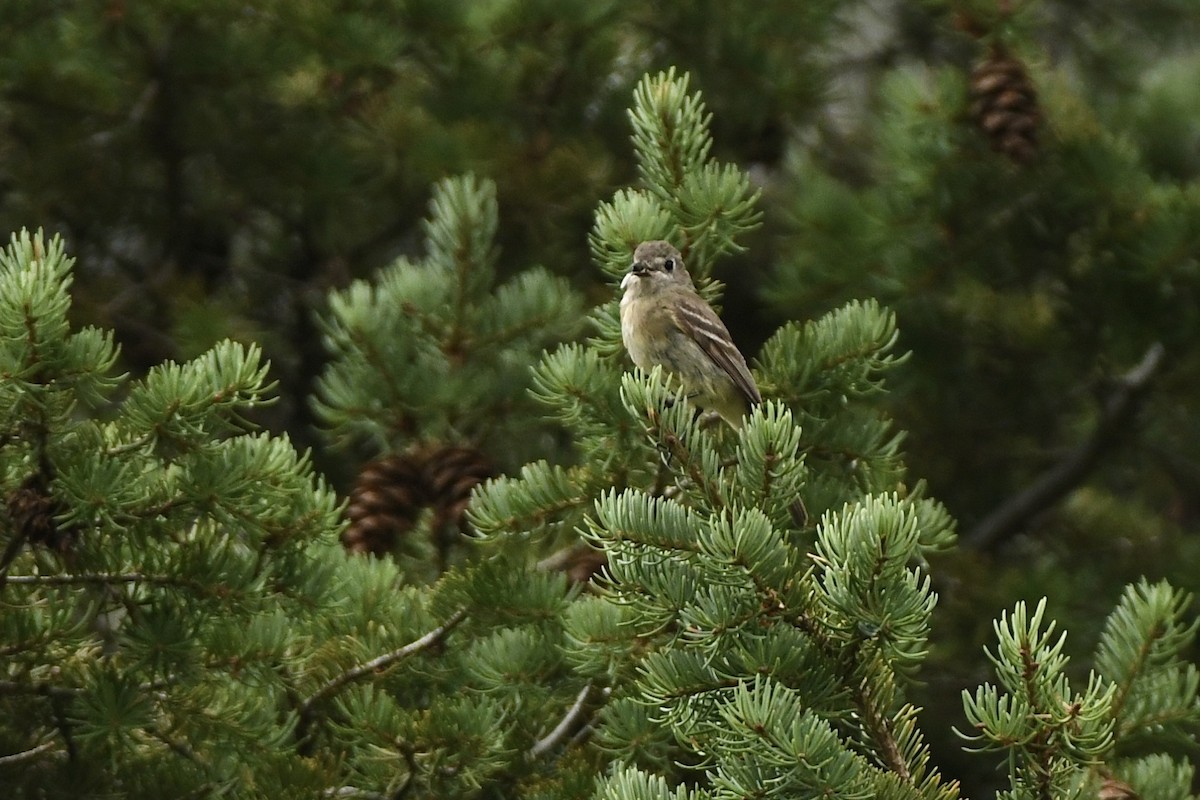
[620,261,647,290]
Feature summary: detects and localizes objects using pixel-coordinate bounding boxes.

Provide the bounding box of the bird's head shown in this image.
[621,240,693,293]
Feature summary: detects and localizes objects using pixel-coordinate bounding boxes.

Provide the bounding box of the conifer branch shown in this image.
[323,788,389,800]
[299,608,468,719]
[103,432,157,456]
[0,739,56,766]
[528,682,598,759]
[662,431,722,509]
[853,677,912,781]
[791,611,917,783]
[1107,632,1157,729]
[4,573,208,590]
[0,680,82,698]
[647,410,725,512]
[535,545,582,573]
[966,343,1165,550]
[147,727,203,764]
[0,530,30,589]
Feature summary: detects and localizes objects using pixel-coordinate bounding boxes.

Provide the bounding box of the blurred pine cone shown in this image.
[538,544,608,587]
[969,47,1040,164]
[564,548,608,585]
[342,454,427,556]
[341,445,494,559]
[422,446,495,546]
[6,476,73,553]
[1098,776,1139,800]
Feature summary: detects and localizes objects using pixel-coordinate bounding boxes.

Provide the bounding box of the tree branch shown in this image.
[529,682,600,759]
[4,572,206,590]
[853,679,911,781]
[0,680,81,699]
[0,739,56,767]
[0,529,30,591]
[322,788,389,800]
[965,343,1165,551]
[298,608,468,722]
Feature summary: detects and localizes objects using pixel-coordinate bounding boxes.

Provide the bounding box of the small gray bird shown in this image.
[619,240,761,428]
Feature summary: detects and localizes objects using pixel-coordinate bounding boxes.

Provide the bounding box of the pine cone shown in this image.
[1098,776,1139,800]
[422,445,495,546]
[969,48,1040,164]
[341,445,494,558]
[537,544,608,587]
[342,455,428,556]
[564,549,608,586]
[6,476,73,553]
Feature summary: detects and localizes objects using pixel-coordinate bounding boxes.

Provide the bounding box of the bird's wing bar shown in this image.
[672,300,762,406]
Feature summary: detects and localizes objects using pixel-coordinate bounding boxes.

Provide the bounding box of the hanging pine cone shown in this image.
[341,445,494,559]
[537,544,608,587]
[422,445,495,550]
[563,548,608,586]
[969,47,1040,164]
[1098,776,1139,800]
[342,454,428,556]
[6,476,74,553]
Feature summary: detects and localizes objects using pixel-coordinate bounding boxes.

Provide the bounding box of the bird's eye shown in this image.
[663,258,675,272]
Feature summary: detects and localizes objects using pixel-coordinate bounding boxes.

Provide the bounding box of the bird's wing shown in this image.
[671,297,762,406]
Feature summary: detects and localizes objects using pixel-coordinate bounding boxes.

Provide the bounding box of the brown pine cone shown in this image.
[564,549,608,586]
[1098,776,1139,800]
[341,445,494,559]
[422,445,495,546]
[342,454,428,556]
[969,48,1040,164]
[537,544,608,587]
[6,476,73,553]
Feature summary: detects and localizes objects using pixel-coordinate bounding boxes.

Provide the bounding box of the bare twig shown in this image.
[965,343,1166,550]
[322,788,389,800]
[529,682,600,759]
[0,680,81,699]
[0,737,56,768]
[0,739,56,767]
[0,529,30,590]
[535,546,583,573]
[299,609,468,721]
[4,573,206,590]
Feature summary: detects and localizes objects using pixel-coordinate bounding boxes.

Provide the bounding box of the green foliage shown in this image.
[754,9,1200,779]
[3,37,1199,800]
[477,69,969,800]
[0,230,343,797]
[591,69,761,280]
[313,173,584,468]
[1096,580,1200,746]
[474,69,768,553]
[0,0,835,433]
[468,68,1197,800]
[0,216,599,799]
[958,582,1200,800]
[961,599,1116,798]
[765,25,1200,551]
[755,299,910,518]
[0,222,599,797]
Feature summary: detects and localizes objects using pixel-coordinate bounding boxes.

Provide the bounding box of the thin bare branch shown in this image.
[966,343,1165,550]
[299,608,468,719]
[0,680,81,699]
[0,739,56,766]
[529,682,598,759]
[4,572,205,590]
